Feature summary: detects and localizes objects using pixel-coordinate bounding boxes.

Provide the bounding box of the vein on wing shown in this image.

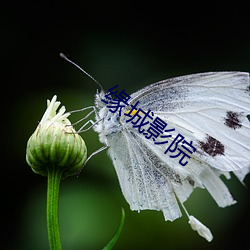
[177,73,247,87]
[134,132,180,211]
[124,130,151,208]
[208,87,250,106]
[176,110,248,155]
[195,110,250,137]
[154,106,249,119]
[172,112,248,170]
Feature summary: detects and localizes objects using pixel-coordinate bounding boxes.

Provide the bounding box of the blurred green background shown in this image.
[2,2,250,250]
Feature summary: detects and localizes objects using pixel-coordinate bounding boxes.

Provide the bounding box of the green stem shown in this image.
[47,165,63,250]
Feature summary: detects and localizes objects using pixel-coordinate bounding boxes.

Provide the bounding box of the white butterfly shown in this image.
[89,72,250,241]
[60,53,250,242]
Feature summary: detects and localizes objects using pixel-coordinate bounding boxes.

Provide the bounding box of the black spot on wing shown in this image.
[247,114,250,122]
[224,111,243,130]
[199,135,225,157]
[186,177,195,186]
[246,84,250,94]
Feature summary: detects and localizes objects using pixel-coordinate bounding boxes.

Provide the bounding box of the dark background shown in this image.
[2,1,250,250]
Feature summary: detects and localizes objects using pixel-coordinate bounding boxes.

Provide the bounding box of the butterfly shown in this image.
[91,72,250,241]
[61,55,250,241]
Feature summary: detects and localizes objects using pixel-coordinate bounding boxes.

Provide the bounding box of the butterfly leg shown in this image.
[69,106,102,132]
[77,145,108,176]
[76,117,103,133]
[70,106,96,126]
[85,145,108,165]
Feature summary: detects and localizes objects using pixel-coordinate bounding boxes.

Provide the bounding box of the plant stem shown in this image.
[47,165,63,250]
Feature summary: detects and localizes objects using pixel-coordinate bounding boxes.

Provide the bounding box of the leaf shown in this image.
[102,208,125,250]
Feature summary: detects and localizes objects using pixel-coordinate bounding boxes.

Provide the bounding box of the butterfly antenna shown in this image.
[60,53,104,91]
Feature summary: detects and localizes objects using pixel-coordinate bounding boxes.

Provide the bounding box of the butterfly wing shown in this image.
[98,72,250,222]
[107,119,236,221]
[106,128,182,221]
[127,72,250,173]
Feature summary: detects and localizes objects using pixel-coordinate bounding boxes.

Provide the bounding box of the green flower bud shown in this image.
[26,95,87,178]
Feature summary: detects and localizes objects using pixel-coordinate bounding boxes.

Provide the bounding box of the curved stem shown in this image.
[103,208,125,250]
[47,165,63,250]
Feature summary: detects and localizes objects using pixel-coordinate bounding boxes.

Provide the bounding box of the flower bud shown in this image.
[26,95,87,178]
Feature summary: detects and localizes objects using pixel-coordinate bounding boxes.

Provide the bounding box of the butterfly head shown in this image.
[95,89,108,110]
